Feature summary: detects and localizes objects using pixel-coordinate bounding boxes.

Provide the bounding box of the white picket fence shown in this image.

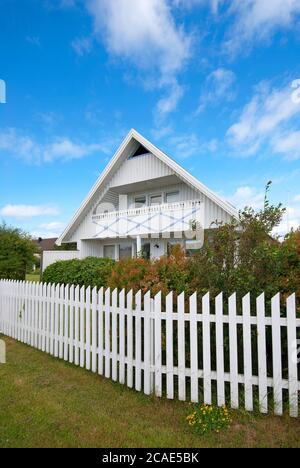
[0,279,299,417]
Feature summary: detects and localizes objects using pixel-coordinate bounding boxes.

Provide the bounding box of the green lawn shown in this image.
[0,335,300,448]
[25,272,41,282]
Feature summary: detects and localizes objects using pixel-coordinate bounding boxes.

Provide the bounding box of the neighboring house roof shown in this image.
[57,129,238,245]
[33,237,58,252]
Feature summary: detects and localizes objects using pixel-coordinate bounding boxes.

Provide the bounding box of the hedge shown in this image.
[42,257,115,289]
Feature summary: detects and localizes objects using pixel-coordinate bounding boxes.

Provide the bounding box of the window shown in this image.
[150,194,162,206]
[103,245,115,260]
[135,195,146,208]
[119,243,132,260]
[166,191,179,203]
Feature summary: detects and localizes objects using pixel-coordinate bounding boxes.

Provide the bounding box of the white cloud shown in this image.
[168,133,218,158]
[228,185,300,237]
[223,0,300,56]
[87,0,191,114]
[39,222,66,231]
[227,81,300,158]
[156,81,185,115]
[0,204,59,219]
[71,36,93,56]
[228,186,265,210]
[173,0,223,14]
[274,205,300,237]
[0,128,113,164]
[198,68,236,113]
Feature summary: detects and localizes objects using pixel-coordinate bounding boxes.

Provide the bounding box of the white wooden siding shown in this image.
[42,251,80,272]
[110,153,174,187]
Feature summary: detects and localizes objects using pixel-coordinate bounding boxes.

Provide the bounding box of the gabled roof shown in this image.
[57,129,238,245]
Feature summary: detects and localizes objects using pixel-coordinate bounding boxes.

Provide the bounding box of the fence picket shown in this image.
[126,290,133,388]
[271,293,283,415]
[104,288,111,378]
[154,292,162,397]
[215,292,225,407]
[64,284,69,362]
[111,288,118,381]
[85,286,91,371]
[229,293,239,409]
[74,285,80,366]
[98,287,104,375]
[69,284,74,364]
[257,293,268,413]
[177,292,186,401]
[166,291,174,400]
[91,286,97,373]
[286,294,298,417]
[202,292,211,405]
[80,285,85,368]
[190,292,198,403]
[143,291,151,395]
[135,290,142,392]
[242,293,253,412]
[118,289,125,384]
[54,284,60,357]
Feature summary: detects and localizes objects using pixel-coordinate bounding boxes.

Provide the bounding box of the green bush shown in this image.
[42,257,115,289]
[0,223,36,280]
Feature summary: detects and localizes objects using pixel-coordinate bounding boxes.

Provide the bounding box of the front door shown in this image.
[119,242,133,260]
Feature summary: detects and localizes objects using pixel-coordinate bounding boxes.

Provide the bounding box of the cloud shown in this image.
[173,0,223,14]
[273,205,300,237]
[0,204,59,219]
[33,221,66,237]
[0,128,113,164]
[168,133,218,158]
[227,81,300,158]
[223,0,300,56]
[87,0,191,114]
[26,36,41,47]
[71,36,93,56]
[228,186,265,210]
[197,68,236,113]
[156,81,185,116]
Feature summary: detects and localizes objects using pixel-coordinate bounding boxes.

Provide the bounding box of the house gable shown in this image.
[57,129,238,245]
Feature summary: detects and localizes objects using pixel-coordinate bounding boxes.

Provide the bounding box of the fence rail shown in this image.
[0,279,299,417]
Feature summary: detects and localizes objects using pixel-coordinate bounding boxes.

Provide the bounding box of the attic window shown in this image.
[129,144,150,159]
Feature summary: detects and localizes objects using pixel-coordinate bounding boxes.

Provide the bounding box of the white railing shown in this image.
[0,279,299,417]
[42,251,80,272]
[92,200,202,220]
[92,200,203,238]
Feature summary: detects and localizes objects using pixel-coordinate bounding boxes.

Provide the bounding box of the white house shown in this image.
[43,129,238,270]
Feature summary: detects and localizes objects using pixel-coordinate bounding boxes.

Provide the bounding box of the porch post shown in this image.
[136,235,142,257]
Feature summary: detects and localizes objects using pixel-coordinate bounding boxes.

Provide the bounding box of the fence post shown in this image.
[150,297,155,394]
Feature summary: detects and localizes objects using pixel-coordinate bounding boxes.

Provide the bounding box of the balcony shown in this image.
[91,200,203,239]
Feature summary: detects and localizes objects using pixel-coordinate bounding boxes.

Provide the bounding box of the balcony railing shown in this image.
[91,200,203,239]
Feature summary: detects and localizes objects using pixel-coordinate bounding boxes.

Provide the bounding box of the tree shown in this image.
[0,223,37,280]
[189,182,287,301]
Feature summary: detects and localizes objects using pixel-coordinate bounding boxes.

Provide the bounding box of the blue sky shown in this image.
[1,0,300,238]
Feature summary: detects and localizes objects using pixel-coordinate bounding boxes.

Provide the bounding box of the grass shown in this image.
[25,272,41,282]
[0,335,300,448]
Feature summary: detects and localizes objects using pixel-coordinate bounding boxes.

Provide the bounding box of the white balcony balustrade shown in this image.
[91,200,203,239]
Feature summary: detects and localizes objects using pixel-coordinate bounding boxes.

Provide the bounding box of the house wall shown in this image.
[64,151,233,244]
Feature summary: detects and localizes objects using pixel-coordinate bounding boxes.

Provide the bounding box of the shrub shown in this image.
[107,245,190,296]
[42,256,115,289]
[0,223,36,280]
